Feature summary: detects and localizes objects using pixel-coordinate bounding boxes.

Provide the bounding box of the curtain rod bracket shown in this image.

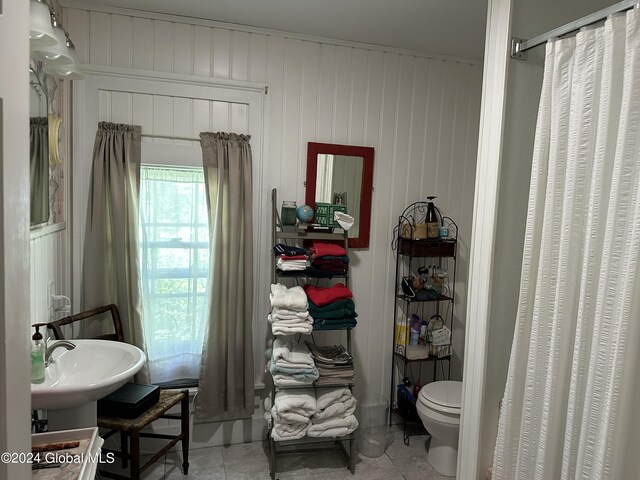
[511,38,527,60]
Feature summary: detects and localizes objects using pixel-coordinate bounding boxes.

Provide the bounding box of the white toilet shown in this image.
[416,380,462,477]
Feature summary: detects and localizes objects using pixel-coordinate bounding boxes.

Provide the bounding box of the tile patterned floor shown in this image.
[98,424,454,480]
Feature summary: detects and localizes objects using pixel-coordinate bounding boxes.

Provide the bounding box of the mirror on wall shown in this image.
[29,68,50,226]
[305,142,374,249]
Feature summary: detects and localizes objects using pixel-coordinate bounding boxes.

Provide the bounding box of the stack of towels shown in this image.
[303,283,357,330]
[268,388,316,441]
[274,243,308,273]
[308,242,349,277]
[309,387,359,438]
[306,342,355,385]
[269,337,319,387]
[268,283,313,335]
[265,387,358,440]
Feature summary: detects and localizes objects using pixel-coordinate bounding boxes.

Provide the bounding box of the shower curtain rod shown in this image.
[141,133,200,142]
[511,0,638,59]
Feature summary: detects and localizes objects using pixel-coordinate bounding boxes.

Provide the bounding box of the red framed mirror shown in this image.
[305,142,374,249]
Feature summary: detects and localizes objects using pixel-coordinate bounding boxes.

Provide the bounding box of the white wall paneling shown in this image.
[66,4,482,425]
[30,224,68,328]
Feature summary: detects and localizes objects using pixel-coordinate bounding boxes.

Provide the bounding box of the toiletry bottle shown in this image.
[425,266,433,290]
[31,325,45,384]
[426,196,439,239]
[413,380,422,399]
[410,314,421,346]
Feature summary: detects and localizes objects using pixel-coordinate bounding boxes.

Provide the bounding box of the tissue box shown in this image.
[97,383,160,419]
[315,203,347,227]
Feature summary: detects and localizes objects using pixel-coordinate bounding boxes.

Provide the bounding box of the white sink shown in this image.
[32,339,146,410]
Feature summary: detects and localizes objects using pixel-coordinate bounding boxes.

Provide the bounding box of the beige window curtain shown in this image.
[195,132,254,422]
[30,117,49,225]
[81,122,149,383]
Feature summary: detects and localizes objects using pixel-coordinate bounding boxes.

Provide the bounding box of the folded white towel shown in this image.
[267,313,313,325]
[271,374,316,387]
[313,396,357,423]
[273,388,317,418]
[271,405,312,425]
[271,421,310,441]
[307,425,354,438]
[270,284,308,310]
[263,396,273,429]
[315,387,352,412]
[271,307,311,320]
[272,323,313,336]
[307,414,358,437]
[273,338,316,370]
[276,257,307,271]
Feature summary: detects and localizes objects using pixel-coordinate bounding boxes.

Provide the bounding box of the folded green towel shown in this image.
[308,298,356,318]
[313,318,358,330]
[309,308,358,320]
[312,255,349,264]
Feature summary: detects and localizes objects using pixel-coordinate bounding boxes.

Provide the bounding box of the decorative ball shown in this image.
[296,204,314,223]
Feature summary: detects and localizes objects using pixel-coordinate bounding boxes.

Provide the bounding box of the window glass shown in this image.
[139,165,209,384]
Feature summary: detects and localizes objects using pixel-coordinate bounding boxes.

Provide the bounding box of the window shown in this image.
[139,165,209,385]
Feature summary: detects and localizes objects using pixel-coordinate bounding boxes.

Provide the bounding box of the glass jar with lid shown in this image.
[281,201,297,226]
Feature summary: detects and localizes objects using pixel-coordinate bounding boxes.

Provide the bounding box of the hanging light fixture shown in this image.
[30,13,73,65]
[43,34,85,80]
[30,0,57,47]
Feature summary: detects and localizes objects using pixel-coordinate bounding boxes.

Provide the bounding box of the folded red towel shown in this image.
[310,241,347,257]
[279,255,307,261]
[303,283,352,306]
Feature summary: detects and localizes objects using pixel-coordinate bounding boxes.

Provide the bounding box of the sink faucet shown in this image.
[45,340,76,367]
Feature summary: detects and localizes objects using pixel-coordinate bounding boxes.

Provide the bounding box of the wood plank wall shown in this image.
[64,5,482,397]
[30,228,69,328]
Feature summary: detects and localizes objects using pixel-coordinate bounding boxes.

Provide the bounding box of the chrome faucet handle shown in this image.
[44,340,76,367]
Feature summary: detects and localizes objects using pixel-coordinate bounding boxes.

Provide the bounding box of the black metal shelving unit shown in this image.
[389,202,458,444]
[266,188,356,479]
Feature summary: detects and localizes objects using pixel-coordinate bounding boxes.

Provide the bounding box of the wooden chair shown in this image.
[47,304,190,480]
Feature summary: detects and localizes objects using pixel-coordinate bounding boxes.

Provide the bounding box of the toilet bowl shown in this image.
[416,380,462,477]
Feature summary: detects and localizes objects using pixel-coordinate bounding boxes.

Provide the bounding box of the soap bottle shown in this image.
[426,196,439,238]
[31,325,45,384]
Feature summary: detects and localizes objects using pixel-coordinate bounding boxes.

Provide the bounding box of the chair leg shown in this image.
[120,431,129,468]
[180,390,190,475]
[130,431,141,480]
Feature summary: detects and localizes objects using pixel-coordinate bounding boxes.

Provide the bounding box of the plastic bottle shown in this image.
[410,314,421,345]
[413,380,422,399]
[419,321,428,345]
[425,266,433,290]
[31,325,45,384]
[426,196,439,239]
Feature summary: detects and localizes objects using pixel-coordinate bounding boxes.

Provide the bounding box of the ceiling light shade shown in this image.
[30,25,73,65]
[42,37,85,79]
[29,0,57,46]
[43,61,85,80]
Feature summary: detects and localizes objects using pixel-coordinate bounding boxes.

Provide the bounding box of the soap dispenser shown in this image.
[426,196,439,238]
[31,325,45,384]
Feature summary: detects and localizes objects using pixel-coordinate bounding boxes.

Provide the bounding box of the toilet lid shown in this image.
[419,381,462,410]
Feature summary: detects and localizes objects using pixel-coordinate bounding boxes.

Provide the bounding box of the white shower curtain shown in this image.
[493,11,640,480]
